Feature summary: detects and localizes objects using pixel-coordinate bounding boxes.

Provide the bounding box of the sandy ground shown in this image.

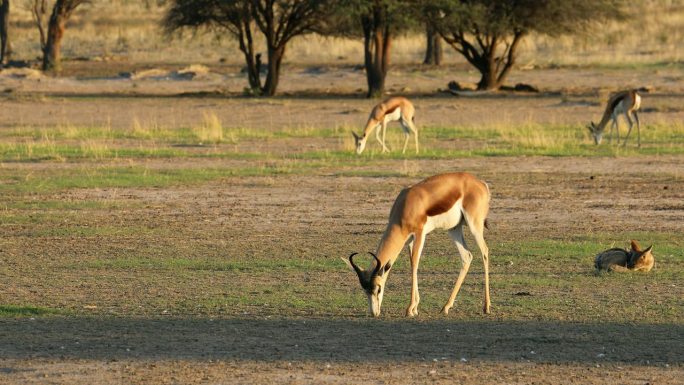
[0,65,683,384]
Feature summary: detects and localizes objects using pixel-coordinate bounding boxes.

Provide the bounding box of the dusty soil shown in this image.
[1,66,683,384]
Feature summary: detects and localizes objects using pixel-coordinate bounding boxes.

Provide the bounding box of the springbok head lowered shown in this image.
[587,121,603,145]
[352,132,367,155]
[348,252,391,317]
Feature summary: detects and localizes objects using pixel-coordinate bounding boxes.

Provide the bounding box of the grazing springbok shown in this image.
[352,96,419,155]
[594,240,655,273]
[587,89,642,147]
[346,172,491,317]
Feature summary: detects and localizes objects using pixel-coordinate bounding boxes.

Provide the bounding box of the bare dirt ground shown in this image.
[1,65,683,384]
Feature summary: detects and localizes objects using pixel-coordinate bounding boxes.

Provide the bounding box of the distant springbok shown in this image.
[594,240,654,273]
[346,172,490,317]
[352,96,419,155]
[587,90,642,147]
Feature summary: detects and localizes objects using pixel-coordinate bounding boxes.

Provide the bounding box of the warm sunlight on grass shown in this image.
[1,119,683,162]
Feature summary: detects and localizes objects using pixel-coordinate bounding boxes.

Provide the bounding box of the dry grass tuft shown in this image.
[193,112,224,144]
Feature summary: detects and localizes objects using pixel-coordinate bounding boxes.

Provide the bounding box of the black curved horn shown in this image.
[369,252,382,276]
[349,252,363,276]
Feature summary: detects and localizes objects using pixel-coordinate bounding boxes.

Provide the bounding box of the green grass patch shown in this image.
[0,164,305,194]
[1,121,683,161]
[0,305,59,317]
[83,256,341,272]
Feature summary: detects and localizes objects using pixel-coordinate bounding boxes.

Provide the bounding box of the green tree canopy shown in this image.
[423,0,624,90]
[164,0,333,96]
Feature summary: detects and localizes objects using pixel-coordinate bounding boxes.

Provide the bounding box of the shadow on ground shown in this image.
[1,318,681,364]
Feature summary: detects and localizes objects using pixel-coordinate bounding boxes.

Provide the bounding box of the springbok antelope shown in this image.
[352,96,419,155]
[587,90,642,147]
[346,172,490,317]
[594,240,654,273]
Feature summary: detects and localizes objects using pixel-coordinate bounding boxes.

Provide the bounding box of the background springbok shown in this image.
[346,172,490,317]
[587,89,642,147]
[352,96,419,155]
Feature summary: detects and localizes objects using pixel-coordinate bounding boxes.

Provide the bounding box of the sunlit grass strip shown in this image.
[0,122,682,161]
[0,165,304,194]
[0,305,59,317]
[0,142,186,161]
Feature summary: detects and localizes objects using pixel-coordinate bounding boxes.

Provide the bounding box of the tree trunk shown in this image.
[262,45,284,97]
[0,0,9,65]
[476,57,500,90]
[237,23,261,94]
[364,30,387,98]
[361,8,391,99]
[423,23,442,66]
[42,3,67,72]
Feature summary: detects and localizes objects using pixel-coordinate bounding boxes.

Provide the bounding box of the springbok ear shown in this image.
[630,240,641,252]
[352,132,360,141]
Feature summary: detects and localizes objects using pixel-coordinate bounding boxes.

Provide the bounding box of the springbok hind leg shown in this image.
[406,118,419,154]
[442,222,473,315]
[623,112,634,147]
[401,125,410,154]
[634,111,641,147]
[381,121,389,152]
[472,221,491,314]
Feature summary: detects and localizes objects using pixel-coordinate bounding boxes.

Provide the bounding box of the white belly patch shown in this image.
[385,108,402,123]
[424,201,463,234]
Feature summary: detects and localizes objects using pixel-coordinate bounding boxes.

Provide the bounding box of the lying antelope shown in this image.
[352,96,419,155]
[587,89,642,147]
[594,240,654,273]
[346,172,490,317]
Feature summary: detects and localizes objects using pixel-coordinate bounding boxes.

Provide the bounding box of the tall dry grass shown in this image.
[5,0,682,67]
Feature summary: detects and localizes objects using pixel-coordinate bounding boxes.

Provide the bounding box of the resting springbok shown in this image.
[346,172,491,317]
[587,89,642,147]
[352,96,419,155]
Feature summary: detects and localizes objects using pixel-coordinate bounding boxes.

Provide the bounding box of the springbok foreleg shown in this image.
[375,121,389,153]
[406,231,425,317]
[442,222,473,315]
[373,122,385,152]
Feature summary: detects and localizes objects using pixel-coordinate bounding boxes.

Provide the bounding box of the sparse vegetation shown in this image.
[0,2,683,384]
